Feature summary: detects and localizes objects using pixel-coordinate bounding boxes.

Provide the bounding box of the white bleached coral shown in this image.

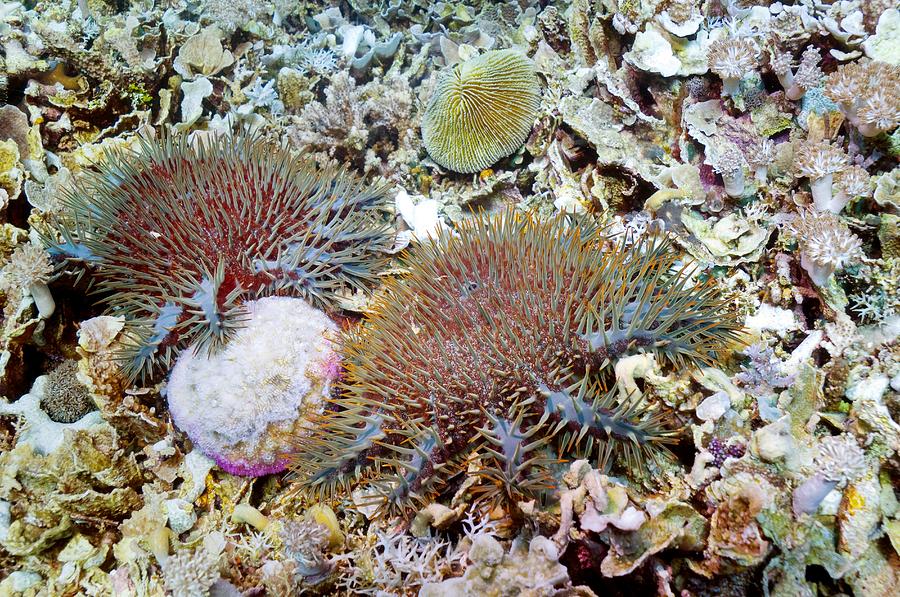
[166,296,340,477]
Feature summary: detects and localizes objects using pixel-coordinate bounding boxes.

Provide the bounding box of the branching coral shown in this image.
[290,212,742,515]
[707,38,758,97]
[162,544,221,597]
[288,71,417,175]
[824,60,900,137]
[422,49,541,173]
[788,208,863,286]
[795,141,850,213]
[45,132,392,380]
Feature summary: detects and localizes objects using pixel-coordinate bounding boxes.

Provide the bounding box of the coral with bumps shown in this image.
[46,132,391,380]
[40,360,96,424]
[291,212,742,514]
[422,50,541,173]
[167,297,340,477]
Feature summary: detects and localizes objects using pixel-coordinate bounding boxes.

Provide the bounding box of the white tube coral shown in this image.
[0,243,55,318]
[795,141,849,212]
[707,38,757,97]
[745,138,776,183]
[711,143,747,197]
[831,165,871,214]
[788,208,862,286]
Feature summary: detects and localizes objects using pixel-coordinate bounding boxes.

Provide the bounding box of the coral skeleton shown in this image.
[291,212,742,515]
[422,49,541,173]
[46,132,391,380]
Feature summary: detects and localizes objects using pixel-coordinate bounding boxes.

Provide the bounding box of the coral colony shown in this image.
[2,1,900,595]
[45,133,391,380]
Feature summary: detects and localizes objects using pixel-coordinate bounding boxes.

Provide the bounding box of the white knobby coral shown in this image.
[788,208,862,286]
[166,296,340,476]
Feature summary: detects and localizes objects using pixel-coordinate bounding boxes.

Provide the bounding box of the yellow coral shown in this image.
[422,49,541,173]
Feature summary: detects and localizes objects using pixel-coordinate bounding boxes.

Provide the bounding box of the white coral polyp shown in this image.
[167,297,340,477]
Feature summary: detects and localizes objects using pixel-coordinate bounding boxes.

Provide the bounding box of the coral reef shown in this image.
[1,1,898,595]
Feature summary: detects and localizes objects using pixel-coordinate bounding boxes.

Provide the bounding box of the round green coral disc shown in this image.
[422,49,541,174]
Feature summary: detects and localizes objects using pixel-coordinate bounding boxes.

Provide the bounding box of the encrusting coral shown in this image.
[167,296,340,476]
[291,211,742,515]
[422,49,541,174]
[44,132,392,380]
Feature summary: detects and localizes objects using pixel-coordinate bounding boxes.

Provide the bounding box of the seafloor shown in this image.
[0,1,899,596]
